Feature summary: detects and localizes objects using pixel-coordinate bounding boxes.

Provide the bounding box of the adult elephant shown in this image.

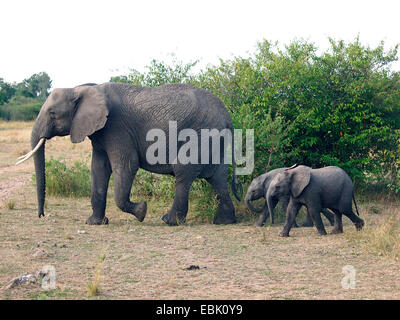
[17,82,242,226]
[245,167,334,227]
[266,165,364,237]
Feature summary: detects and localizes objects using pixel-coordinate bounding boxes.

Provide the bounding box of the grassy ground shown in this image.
[0,121,399,300]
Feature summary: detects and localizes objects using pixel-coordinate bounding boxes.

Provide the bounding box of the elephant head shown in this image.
[245,173,269,213]
[266,165,310,223]
[16,84,109,218]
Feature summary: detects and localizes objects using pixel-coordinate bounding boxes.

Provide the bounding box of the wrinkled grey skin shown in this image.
[267,165,364,237]
[245,168,334,227]
[31,82,241,226]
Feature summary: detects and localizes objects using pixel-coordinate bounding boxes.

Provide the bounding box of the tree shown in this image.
[16,72,52,100]
[0,78,16,105]
[111,55,198,87]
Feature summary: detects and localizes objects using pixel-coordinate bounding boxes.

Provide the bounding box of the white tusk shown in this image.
[17,152,33,160]
[15,138,45,165]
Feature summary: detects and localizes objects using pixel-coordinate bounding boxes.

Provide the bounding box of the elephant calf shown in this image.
[267,165,364,237]
[245,167,335,227]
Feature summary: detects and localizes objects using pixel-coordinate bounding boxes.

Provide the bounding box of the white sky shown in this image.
[1,0,399,88]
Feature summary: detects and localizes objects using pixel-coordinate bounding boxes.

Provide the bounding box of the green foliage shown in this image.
[111,54,198,87]
[0,96,42,120]
[0,78,16,105]
[190,180,219,223]
[15,72,52,100]
[130,170,175,199]
[43,157,91,197]
[196,37,400,184]
[0,72,52,120]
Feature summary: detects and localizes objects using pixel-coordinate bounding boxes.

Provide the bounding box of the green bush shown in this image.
[197,38,400,186]
[43,157,91,197]
[190,180,219,223]
[0,96,42,120]
[130,169,175,199]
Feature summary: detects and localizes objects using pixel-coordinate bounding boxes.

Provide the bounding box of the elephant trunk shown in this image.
[245,195,265,213]
[266,190,275,224]
[31,127,46,218]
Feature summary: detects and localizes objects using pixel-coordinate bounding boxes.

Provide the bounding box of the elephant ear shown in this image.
[289,165,311,198]
[70,86,109,143]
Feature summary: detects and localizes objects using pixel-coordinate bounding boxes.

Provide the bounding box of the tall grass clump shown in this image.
[348,210,400,260]
[6,200,15,210]
[41,157,91,197]
[87,251,106,297]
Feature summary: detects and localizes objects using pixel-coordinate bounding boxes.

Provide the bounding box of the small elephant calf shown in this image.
[245,167,335,227]
[267,165,365,237]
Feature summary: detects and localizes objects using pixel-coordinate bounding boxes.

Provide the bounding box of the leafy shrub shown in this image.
[0,96,42,121]
[43,157,91,197]
[198,38,400,184]
[111,54,198,87]
[130,170,175,199]
[190,180,219,223]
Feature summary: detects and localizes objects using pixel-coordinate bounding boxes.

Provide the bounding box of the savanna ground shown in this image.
[0,121,399,300]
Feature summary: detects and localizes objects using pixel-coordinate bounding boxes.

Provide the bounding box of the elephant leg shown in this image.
[162,175,196,226]
[322,208,335,226]
[113,166,147,223]
[279,200,302,237]
[302,211,314,227]
[256,198,277,227]
[343,209,365,231]
[280,196,298,227]
[86,148,112,225]
[207,165,237,225]
[308,206,327,235]
[331,209,343,234]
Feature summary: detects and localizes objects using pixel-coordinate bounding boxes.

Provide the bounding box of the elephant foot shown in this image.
[86,215,109,225]
[213,215,237,225]
[317,229,328,236]
[291,221,299,228]
[133,201,147,222]
[255,217,265,227]
[330,228,343,234]
[279,231,289,237]
[161,212,178,226]
[355,220,365,231]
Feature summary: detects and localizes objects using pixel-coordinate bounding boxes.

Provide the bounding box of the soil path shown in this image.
[0,163,32,206]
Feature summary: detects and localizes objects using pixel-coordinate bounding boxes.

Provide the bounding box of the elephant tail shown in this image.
[352,193,360,216]
[231,130,243,201]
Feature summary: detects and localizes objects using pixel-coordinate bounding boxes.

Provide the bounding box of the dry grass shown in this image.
[87,251,106,297]
[6,200,15,210]
[1,121,400,300]
[347,205,400,260]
